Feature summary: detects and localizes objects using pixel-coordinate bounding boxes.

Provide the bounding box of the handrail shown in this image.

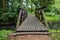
[42,10,48,27]
[16,10,22,29]
[16,8,28,29]
[35,7,48,27]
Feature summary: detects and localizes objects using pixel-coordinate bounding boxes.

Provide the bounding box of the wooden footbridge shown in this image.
[16,7,48,32]
[16,14,48,32]
[8,7,52,40]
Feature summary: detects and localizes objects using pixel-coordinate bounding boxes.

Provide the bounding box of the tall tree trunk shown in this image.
[2,0,6,12]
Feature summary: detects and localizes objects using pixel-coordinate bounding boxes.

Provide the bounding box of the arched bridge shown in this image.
[16,7,48,32]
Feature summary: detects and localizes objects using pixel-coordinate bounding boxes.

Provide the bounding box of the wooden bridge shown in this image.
[8,7,52,40]
[16,14,48,32]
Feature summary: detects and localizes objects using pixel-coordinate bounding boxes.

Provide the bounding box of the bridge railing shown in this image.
[16,8,28,28]
[35,7,48,27]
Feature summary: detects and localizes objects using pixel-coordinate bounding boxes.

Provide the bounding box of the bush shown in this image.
[45,12,55,17]
[0,30,13,40]
[0,12,18,22]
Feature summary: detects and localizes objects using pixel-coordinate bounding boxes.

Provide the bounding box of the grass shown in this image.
[45,12,60,22]
[49,29,60,32]
[51,32,60,40]
[46,16,60,21]
[49,29,60,40]
[0,30,14,40]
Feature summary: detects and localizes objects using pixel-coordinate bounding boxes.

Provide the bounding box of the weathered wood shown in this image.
[35,7,48,27]
[16,10,22,29]
[8,32,52,40]
[16,15,48,32]
[9,32,51,36]
[16,8,28,29]
[42,10,48,27]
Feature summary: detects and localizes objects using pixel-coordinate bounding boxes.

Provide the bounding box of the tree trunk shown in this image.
[2,0,6,12]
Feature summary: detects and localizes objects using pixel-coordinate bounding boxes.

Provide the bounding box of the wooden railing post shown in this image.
[16,8,28,29]
[16,10,22,29]
[42,10,48,27]
[35,7,48,27]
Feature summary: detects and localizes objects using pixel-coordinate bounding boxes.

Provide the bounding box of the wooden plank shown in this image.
[16,35,52,40]
[9,32,51,36]
[16,14,48,32]
[8,33,52,40]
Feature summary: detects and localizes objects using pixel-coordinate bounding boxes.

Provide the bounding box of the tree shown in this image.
[1,0,6,12]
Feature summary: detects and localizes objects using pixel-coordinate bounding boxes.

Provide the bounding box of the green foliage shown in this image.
[49,29,60,40]
[52,33,60,40]
[0,0,19,22]
[0,12,18,22]
[0,30,13,40]
[47,0,60,13]
[0,0,60,22]
[45,12,55,17]
[49,29,60,32]
[45,12,60,21]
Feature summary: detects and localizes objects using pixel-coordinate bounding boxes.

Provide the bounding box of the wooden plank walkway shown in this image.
[16,14,48,32]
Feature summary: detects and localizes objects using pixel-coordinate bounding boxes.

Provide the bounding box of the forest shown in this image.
[0,0,60,40]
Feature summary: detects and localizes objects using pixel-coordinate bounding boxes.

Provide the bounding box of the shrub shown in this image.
[0,30,13,40]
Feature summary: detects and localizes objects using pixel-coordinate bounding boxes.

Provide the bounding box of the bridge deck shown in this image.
[16,14,48,32]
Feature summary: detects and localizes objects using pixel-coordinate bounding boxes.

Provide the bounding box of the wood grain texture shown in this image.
[8,34,52,40]
[16,14,48,32]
